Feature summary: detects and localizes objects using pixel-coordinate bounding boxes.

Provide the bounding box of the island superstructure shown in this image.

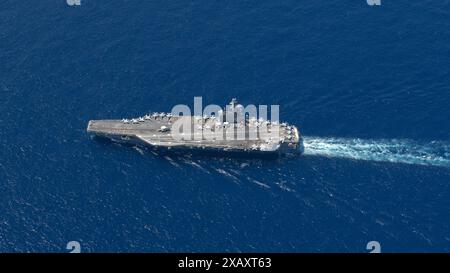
[87,99,304,155]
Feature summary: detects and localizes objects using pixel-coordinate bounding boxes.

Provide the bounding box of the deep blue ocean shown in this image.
[1,0,450,252]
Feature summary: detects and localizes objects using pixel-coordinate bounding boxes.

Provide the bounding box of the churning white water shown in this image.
[303,137,450,167]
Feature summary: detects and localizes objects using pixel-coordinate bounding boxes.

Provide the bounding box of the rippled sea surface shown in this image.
[1,1,450,252]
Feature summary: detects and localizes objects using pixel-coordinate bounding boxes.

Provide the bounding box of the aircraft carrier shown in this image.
[87,99,304,156]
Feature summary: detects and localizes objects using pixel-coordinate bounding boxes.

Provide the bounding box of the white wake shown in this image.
[302,137,450,167]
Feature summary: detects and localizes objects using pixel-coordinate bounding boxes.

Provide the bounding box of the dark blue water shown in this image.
[1,0,450,252]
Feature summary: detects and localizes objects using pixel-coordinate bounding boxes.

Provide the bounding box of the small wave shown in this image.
[181,158,211,174]
[163,156,181,168]
[215,168,240,184]
[132,146,145,155]
[248,178,271,189]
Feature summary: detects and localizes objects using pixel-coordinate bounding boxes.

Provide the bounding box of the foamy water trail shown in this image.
[303,137,450,167]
